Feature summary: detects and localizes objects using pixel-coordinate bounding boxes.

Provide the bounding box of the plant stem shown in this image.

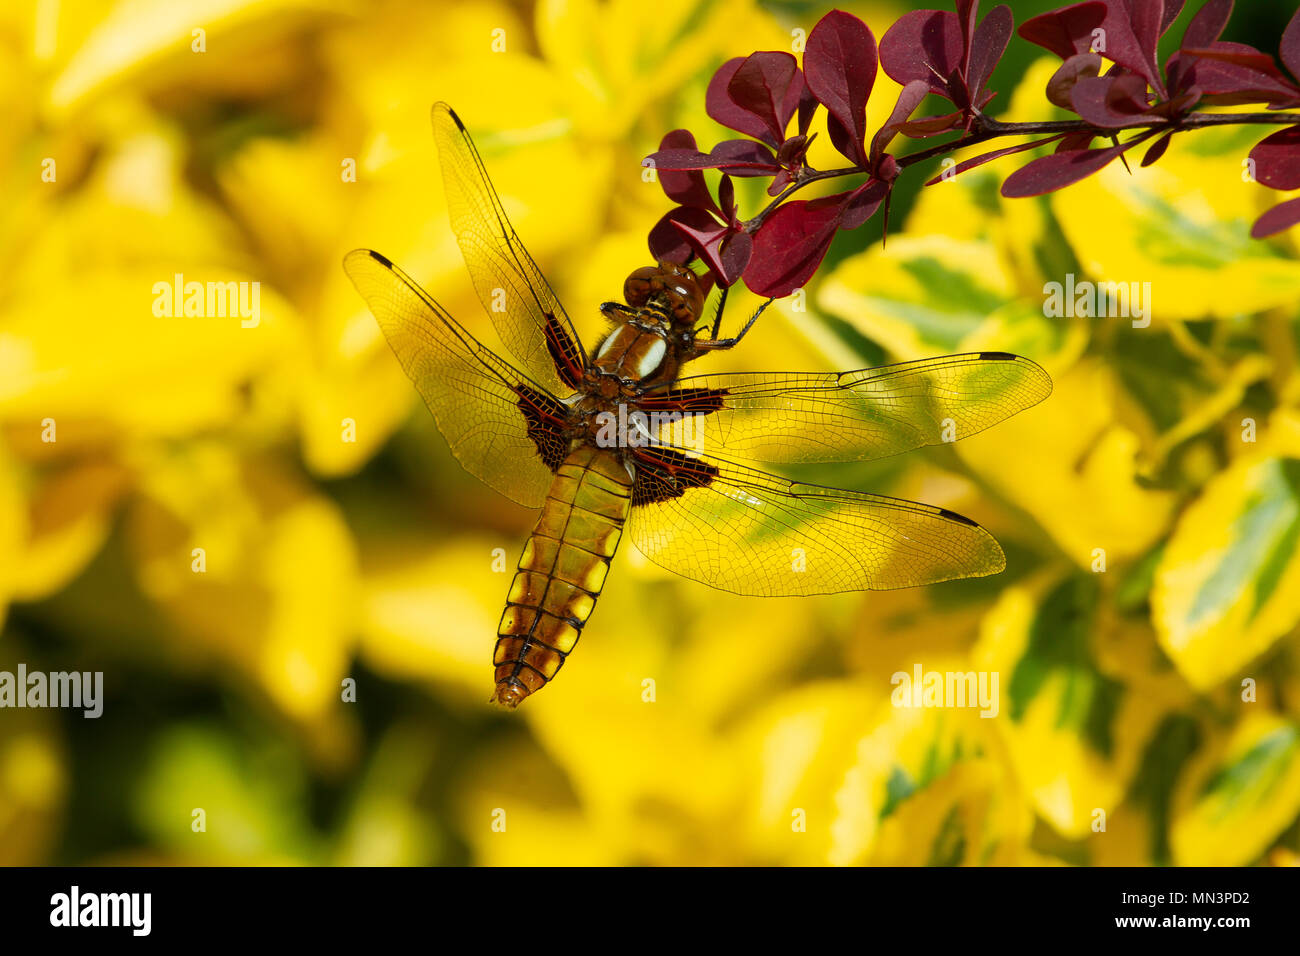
[744,110,1300,232]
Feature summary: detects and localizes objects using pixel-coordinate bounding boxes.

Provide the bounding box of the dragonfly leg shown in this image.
[600,301,639,320]
[707,285,729,340]
[696,297,774,353]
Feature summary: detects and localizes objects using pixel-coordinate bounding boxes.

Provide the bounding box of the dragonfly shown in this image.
[344,102,1052,709]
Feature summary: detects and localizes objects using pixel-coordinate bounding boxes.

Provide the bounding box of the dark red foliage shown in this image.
[1022,0,1184,96]
[923,135,1066,186]
[1021,0,1204,138]
[878,0,1013,134]
[1180,4,1300,108]
[1002,132,1156,198]
[804,10,878,167]
[1252,197,1300,238]
[645,7,894,295]
[644,2,1300,299]
[745,182,887,298]
[1250,125,1300,191]
[1018,1,1107,60]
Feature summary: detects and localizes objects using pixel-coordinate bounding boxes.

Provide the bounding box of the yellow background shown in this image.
[2,0,1300,866]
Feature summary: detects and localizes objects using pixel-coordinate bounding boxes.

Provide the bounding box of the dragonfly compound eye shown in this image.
[663,287,698,324]
[624,266,660,308]
[666,277,704,324]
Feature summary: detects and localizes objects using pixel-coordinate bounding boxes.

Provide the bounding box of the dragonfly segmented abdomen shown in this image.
[492,444,632,708]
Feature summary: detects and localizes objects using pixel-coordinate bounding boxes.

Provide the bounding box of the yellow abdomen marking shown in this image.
[492,444,632,708]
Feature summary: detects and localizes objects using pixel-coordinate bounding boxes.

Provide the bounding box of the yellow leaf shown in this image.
[1153,452,1300,689]
[960,359,1177,566]
[868,759,1033,865]
[1050,123,1300,320]
[977,576,1179,838]
[126,445,358,721]
[10,458,130,601]
[819,235,1015,358]
[1171,711,1300,866]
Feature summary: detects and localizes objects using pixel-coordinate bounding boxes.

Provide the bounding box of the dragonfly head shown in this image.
[623,261,704,327]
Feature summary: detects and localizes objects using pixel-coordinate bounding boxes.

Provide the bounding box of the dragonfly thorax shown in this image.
[593,323,675,386]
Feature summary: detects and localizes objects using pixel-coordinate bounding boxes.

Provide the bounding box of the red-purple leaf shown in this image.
[646,148,716,170]
[708,139,782,175]
[968,4,1014,98]
[956,0,977,76]
[1002,134,1151,198]
[1129,0,1168,86]
[1100,2,1167,94]
[879,9,964,98]
[777,134,809,166]
[1057,130,1099,151]
[745,196,845,297]
[824,116,861,171]
[1250,126,1300,190]
[727,51,800,146]
[717,174,737,223]
[1182,0,1233,50]
[872,80,931,162]
[796,81,819,137]
[1047,52,1103,109]
[1252,197,1300,237]
[895,112,965,137]
[649,206,721,263]
[839,179,889,229]
[1182,43,1293,82]
[1022,1,1163,93]
[922,134,1066,185]
[647,141,780,176]
[1018,2,1108,60]
[716,230,754,286]
[1283,7,1300,81]
[1070,73,1160,127]
[653,130,719,214]
[1184,52,1300,106]
[1141,130,1173,166]
[670,216,750,287]
[804,10,878,167]
[707,59,775,142]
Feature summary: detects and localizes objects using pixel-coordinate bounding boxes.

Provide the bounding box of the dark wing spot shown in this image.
[543,311,584,391]
[637,387,729,415]
[977,351,1017,361]
[514,384,571,472]
[631,446,719,505]
[937,507,979,528]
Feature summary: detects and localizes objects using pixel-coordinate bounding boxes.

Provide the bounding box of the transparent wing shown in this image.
[627,446,1005,596]
[432,102,587,396]
[654,352,1051,464]
[344,248,568,508]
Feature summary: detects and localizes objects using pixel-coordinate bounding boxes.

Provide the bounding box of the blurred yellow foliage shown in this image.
[0,0,1297,868]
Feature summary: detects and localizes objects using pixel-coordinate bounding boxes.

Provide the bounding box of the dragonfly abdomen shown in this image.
[492,444,632,708]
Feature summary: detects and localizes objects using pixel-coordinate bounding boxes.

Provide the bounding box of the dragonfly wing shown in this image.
[344,248,568,508]
[651,352,1051,464]
[431,102,587,396]
[626,446,1005,596]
